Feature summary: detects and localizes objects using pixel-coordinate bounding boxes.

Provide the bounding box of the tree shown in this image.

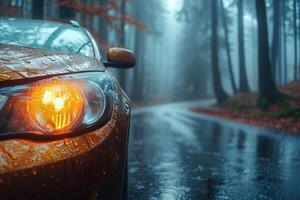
[282,0,288,84]
[293,0,298,80]
[256,0,278,107]
[220,0,237,93]
[177,1,213,99]
[211,0,228,103]
[60,0,145,43]
[59,0,75,20]
[32,0,44,19]
[118,0,127,89]
[271,0,281,83]
[98,0,109,48]
[130,0,164,102]
[132,0,145,101]
[238,0,250,92]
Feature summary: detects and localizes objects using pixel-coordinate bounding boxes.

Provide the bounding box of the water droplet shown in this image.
[11,154,17,160]
[29,147,34,153]
[64,139,70,146]
[32,169,38,175]
[73,141,79,146]
[25,68,39,76]
[115,153,120,161]
[42,183,46,187]
[0,56,11,62]
[0,145,17,160]
[102,171,107,176]
[0,74,10,81]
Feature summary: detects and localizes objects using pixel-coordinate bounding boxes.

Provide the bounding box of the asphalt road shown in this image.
[128,101,300,200]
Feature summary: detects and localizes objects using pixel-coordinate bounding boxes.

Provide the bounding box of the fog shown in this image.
[0,0,299,105]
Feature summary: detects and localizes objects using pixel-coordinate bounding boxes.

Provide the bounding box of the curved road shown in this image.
[128,101,300,200]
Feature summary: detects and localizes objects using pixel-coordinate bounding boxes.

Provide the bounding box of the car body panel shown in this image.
[0,98,130,200]
[0,71,131,199]
[0,19,131,200]
[0,44,105,84]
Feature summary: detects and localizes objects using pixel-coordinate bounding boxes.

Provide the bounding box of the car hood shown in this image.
[0,44,105,84]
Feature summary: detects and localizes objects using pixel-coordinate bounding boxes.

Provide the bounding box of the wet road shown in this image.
[128,101,300,200]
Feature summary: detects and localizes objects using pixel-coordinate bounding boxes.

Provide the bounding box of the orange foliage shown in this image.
[60,0,145,31]
[60,0,146,49]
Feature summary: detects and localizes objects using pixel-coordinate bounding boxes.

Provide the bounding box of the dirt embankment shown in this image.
[192,81,300,134]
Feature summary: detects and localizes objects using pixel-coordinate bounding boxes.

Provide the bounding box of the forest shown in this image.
[2,1,300,199]
[0,0,300,108]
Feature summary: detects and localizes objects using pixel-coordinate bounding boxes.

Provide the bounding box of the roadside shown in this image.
[132,98,215,109]
[192,81,300,135]
[132,99,215,115]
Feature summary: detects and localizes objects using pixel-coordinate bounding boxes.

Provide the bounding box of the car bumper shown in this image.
[0,105,130,200]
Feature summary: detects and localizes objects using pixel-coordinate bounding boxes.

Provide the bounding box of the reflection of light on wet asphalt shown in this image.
[129,101,300,200]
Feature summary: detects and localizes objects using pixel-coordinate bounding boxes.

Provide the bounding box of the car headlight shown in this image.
[0,73,112,140]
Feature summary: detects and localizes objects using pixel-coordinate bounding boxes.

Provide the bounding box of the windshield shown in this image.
[0,18,95,57]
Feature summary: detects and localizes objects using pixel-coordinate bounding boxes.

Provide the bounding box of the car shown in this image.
[0,17,135,200]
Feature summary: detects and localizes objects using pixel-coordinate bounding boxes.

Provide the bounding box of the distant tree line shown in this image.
[1,0,300,106]
[180,0,300,108]
[219,0,298,108]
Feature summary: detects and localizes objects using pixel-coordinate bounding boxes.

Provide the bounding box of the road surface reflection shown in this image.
[128,101,300,200]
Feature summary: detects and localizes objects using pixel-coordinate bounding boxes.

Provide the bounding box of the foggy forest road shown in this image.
[128,101,300,200]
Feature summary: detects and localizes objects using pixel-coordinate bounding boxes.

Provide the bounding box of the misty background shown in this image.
[0,0,299,105]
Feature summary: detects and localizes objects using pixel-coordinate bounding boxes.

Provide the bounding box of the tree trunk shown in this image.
[211,0,228,103]
[278,23,283,85]
[283,0,288,84]
[59,0,75,20]
[99,0,108,46]
[118,0,127,90]
[32,0,44,19]
[256,0,278,107]
[238,0,250,92]
[271,0,281,83]
[133,0,144,102]
[293,0,298,80]
[299,0,300,66]
[299,0,300,68]
[220,0,237,94]
[133,30,144,102]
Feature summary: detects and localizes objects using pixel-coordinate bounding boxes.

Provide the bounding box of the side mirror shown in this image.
[103,47,136,68]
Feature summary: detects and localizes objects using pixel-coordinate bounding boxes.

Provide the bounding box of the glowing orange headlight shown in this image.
[27,79,84,134]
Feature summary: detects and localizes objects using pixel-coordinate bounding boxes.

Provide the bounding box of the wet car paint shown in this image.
[0,44,131,199]
[128,102,300,200]
[0,44,104,82]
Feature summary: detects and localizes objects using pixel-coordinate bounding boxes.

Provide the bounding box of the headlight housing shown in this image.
[0,73,112,140]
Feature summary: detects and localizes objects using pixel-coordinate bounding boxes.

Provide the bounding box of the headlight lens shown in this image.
[0,73,110,139]
[27,79,85,134]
